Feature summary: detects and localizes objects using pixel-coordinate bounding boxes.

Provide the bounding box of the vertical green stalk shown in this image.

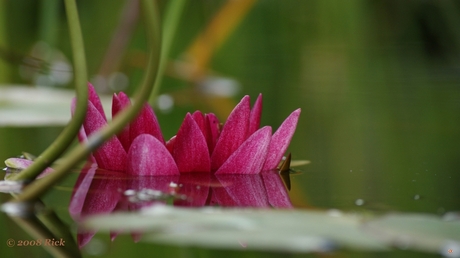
[9,0,88,182]
[0,0,11,83]
[10,0,162,203]
[148,0,186,104]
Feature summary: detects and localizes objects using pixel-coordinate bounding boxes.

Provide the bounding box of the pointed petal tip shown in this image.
[172,113,211,172]
[211,95,251,170]
[261,109,301,171]
[215,126,272,175]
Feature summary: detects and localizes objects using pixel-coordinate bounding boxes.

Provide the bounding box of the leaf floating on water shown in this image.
[363,213,460,255]
[0,86,111,126]
[83,206,388,253]
[290,160,310,167]
[82,207,460,254]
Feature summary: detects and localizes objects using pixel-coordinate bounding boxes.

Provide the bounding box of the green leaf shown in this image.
[363,213,460,255]
[0,86,111,126]
[82,206,388,253]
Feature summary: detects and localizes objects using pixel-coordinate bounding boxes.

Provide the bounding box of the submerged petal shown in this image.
[127,134,179,176]
[83,101,127,171]
[130,104,165,145]
[262,108,301,171]
[174,173,210,207]
[261,171,293,208]
[172,113,211,172]
[211,96,250,170]
[215,174,269,207]
[69,164,97,219]
[215,126,272,174]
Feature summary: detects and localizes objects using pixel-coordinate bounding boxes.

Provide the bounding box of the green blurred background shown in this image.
[1,0,460,257]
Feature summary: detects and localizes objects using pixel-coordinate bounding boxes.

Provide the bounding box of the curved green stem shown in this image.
[148,0,186,104]
[9,0,88,182]
[11,0,161,203]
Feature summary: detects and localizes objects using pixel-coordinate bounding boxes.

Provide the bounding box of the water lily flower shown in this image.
[73,83,300,175]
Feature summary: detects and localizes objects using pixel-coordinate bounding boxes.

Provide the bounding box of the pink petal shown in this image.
[112,92,131,116]
[80,170,125,218]
[71,98,87,143]
[78,232,96,248]
[77,169,125,248]
[127,134,179,175]
[215,126,272,174]
[261,171,293,208]
[112,92,132,151]
[262,109,301,170]
[191,111,206,133]
[130,104,165,145]
[211,96,250,171]
[205,113,220,154]
[83,101,127,171]
[192,111,215,154]
[71,98,96,163]
[172,113,211,172]
[166,136,176,154]
[248,94,262,136]
[131,233,142,243]
[4,158,54,179]
[88,83,107,121]
[209,179,238,207]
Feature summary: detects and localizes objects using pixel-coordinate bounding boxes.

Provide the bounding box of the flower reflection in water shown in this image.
[69,164,292,248]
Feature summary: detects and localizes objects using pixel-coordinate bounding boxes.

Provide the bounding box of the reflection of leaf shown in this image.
[363,213,460,255]
[83,206,388,253]
[0,86,111,126]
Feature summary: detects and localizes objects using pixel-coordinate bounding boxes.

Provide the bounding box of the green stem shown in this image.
[11,0,161,203]
[10,214,80,258]
[9,0,88,182]
[148,0,186,104]
[36,208,80,255]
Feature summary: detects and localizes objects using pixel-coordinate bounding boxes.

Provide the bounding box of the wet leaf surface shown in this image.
[82,207,460,254]
[0,86,111,126]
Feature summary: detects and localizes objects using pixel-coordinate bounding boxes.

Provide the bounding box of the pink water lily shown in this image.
[73,83,300,175]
